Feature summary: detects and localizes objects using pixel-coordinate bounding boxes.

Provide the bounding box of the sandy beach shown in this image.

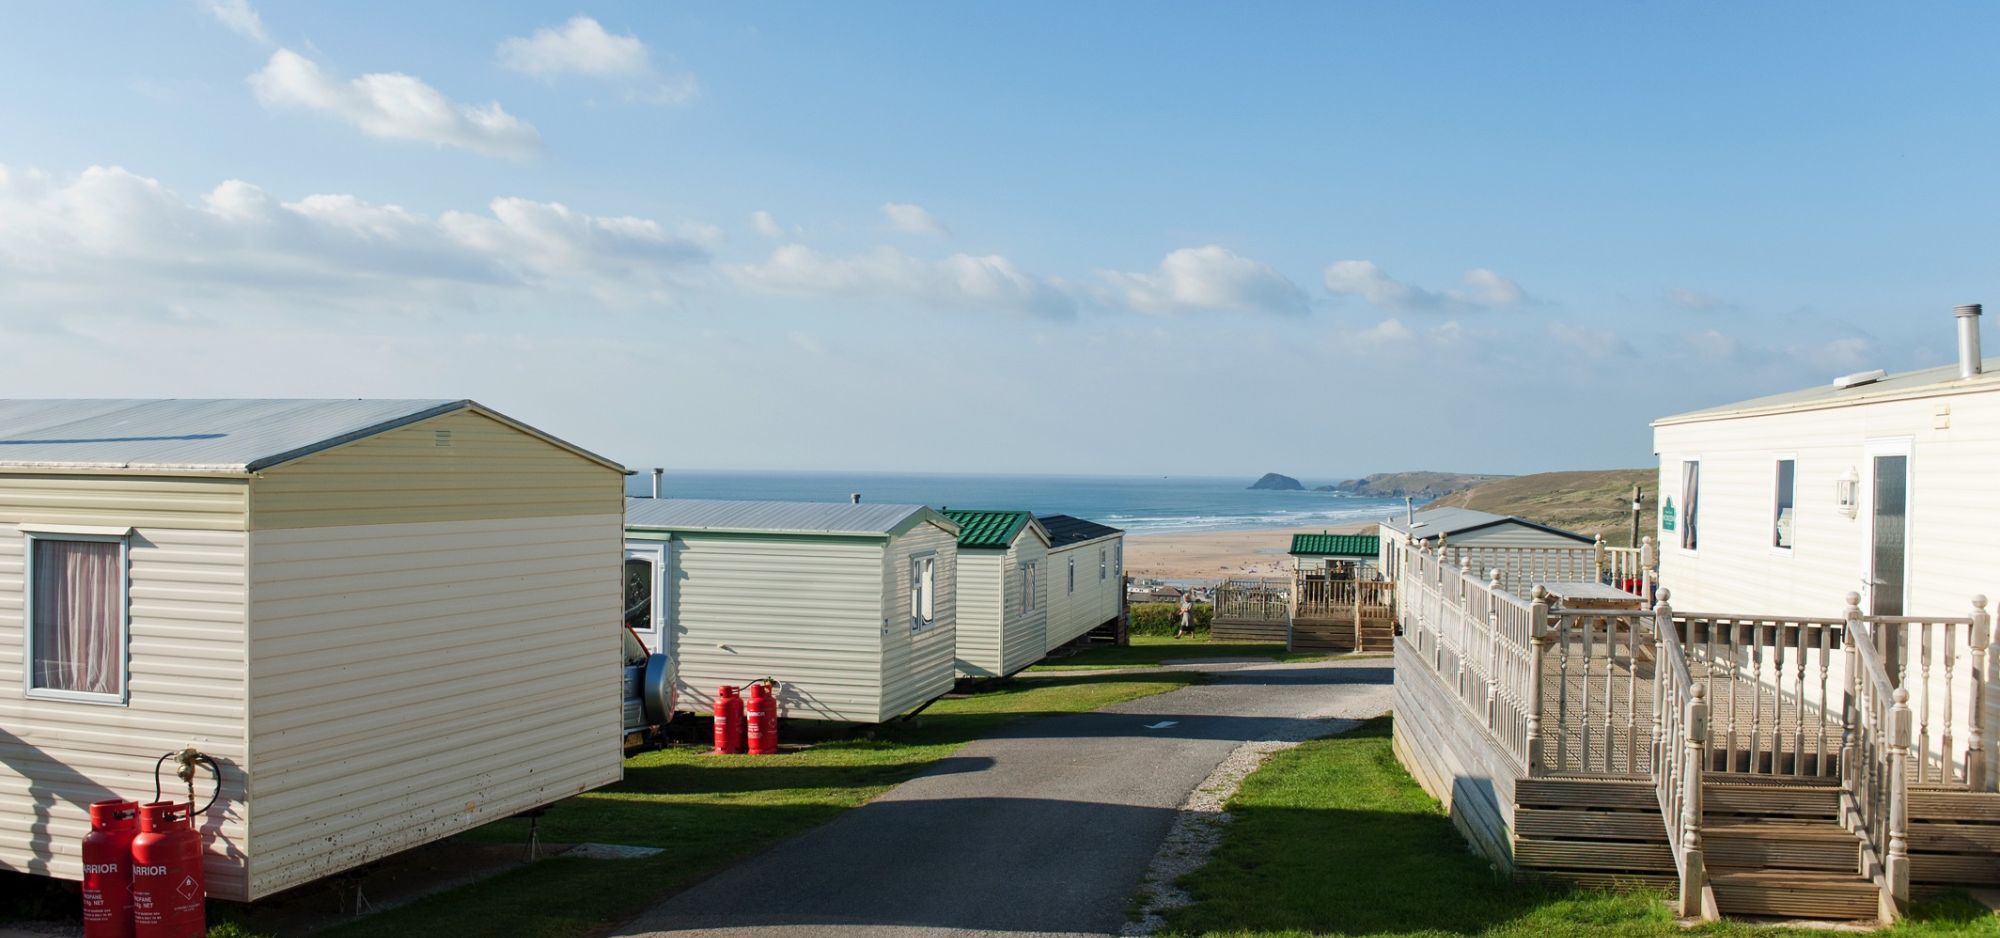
[1124,522,1377,582]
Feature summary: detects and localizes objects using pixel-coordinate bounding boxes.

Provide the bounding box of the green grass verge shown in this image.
[1159,716,1998,938]
[1028,634,1329,671]
[209,670,1200,938]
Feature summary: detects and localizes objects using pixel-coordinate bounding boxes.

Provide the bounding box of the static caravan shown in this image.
[1654,306,2000,618]
[1039,515,1124,651]
[942,510,1050,678]
[1289,532,1381,577]
[0,399,628,901]
[623,498,960,723]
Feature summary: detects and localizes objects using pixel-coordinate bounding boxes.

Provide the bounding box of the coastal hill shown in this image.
[1247,472,1304,491]
[1317,471,1508,500]
[1428,468,1656,547]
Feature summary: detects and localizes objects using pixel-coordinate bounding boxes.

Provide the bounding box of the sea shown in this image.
[625,471,1408,535]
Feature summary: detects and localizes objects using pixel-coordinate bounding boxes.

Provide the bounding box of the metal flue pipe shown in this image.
[1956,304,1983,378]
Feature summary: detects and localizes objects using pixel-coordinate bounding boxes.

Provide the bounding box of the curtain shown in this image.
[1681,461,1700,551]
[31,539,122,696]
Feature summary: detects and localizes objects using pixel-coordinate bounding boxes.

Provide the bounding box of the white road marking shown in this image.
[1143,721,1179,730]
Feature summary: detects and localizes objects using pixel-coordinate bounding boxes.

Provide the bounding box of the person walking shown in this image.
[1175,589,1194,639]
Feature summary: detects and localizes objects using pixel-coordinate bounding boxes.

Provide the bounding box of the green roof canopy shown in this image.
[943,509,1036,549]
[1290,533,1380,558]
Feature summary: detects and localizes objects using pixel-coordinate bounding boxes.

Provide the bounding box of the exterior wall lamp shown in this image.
[1837,466,1860,518]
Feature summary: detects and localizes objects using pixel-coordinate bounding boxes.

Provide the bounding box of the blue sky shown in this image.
[1,2,1994,477]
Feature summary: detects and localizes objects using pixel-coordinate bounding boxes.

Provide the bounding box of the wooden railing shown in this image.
[1212,577,1289,622]
[1871,599,1992,789]
[1544,599,1652,776]
[1396,543,1539,772]
[1681,613,1848,780]
[1442,536,1658,606]
[1844,594,1911,917]
[1652,591,1713,919]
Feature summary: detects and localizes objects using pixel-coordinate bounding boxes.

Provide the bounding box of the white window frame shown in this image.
[1099,547,1107,582]
[1861,438,1914,617]
[910,552,937,632]
[1021,560,1039,613]
[1772,455,1797,554]
[1113,541,1122,579]
[22,531,132,706]
[1067,556,1076,594]
[622,539,670,655]
[1676,457,1701,554]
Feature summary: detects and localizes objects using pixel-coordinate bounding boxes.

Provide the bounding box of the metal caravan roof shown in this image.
[0,399,623,473]
[1290,533,1380,557]
[1380,506,1591,543]
[942,509,1049,550]
[626,497,959,539]
[1036,514,1122,548]
[1654,357,2000,426]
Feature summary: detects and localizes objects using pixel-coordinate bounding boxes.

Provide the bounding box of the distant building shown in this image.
[624,498,960,722]
[1037,514,1124,651]
[944,509,1051,678]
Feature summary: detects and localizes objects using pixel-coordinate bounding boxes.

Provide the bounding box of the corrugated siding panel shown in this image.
[1655,388,2000,617]
[880,524,957,718]
[0,474,250,898]
[1001,537,1049,675]
[668,534,888,722]
[245,513,623,899]
[953,551,1005,677]
[1045,535,1122,650]
[251,411,621,530]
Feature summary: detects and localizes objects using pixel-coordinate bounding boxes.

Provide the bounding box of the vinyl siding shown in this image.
[953,551,1006,677]
[661,533,889,722]
[1000,536,1049,675]
[1045,535,1122,651]
[244,513,622,899]
[880,523,957,719]
[250,410,620,530]
[0,475,251,899]
[1448,525,1591,549]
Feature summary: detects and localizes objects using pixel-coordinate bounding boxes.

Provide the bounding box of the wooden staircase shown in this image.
[1702,780,1878,921]
[1289,615,1394,653]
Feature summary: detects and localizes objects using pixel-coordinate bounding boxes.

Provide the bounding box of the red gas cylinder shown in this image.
[745,682,778,755]
[712,686,746,754]
[130,801,204,938]
[82,799,139,938]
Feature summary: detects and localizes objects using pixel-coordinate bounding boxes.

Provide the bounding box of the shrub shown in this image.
[1128,601,1214,636]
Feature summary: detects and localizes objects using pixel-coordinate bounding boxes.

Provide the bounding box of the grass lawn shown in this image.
[205,670,1199,938]
[1159,716,1998,938]
[1027,634,1328,671]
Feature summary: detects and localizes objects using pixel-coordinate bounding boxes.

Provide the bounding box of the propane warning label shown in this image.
[177,875,199,900]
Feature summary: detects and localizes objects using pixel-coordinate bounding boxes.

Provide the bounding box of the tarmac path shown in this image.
[614,657,1393,938]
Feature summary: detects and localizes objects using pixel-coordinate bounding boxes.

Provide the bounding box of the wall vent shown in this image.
[434,429,453,447]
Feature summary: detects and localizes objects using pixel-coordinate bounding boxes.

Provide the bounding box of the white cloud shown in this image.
[1807,336,1872,371]
[1667,287,1734,312]
[250,49,541,159]
[0,164,706,311]
[1098,245,1308,316]
[202,0,269,44]
[1687,329,1738,360]
[1548,322,1633,357]
[881,202,949,237]
[750,210,789,239]
[729,245,1073,319]
[1356,318,1414,343]
[498,16,697,106]
[1322,260,1527,311]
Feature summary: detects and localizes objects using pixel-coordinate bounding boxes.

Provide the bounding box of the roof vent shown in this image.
[434,429,452,447]
[1831,368,1887,389]
[1956,303,1983,378]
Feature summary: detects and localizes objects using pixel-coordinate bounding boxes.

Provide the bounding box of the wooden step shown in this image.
[1525,870,1678,892]
[1515,838,1674,872]
[1910,820,2000,852]
[1704,819,1861,872]
[1515,808,1668,842]
[1908,789,2000,822]
[1705,782,1841,819]
[1911,852,2000,886]
[1516,777,1656,811]
[1708,869,1880,921]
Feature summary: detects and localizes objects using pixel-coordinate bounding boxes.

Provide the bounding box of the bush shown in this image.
[1128,601,1214,636]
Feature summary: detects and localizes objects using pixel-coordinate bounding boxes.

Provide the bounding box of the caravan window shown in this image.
[1099,547,1108,581]
[1022,560,1039,612]
[1067,557,1076,594]
[910,554,937,631]
[26,535,129,703]
[1773,459,1796,549]
[1680,460,1700,551]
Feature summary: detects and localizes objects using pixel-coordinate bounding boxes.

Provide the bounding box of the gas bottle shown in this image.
[130,801,204,938]
[712,685,746,754]
[745,682,778,755]
[82,799,139,938]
